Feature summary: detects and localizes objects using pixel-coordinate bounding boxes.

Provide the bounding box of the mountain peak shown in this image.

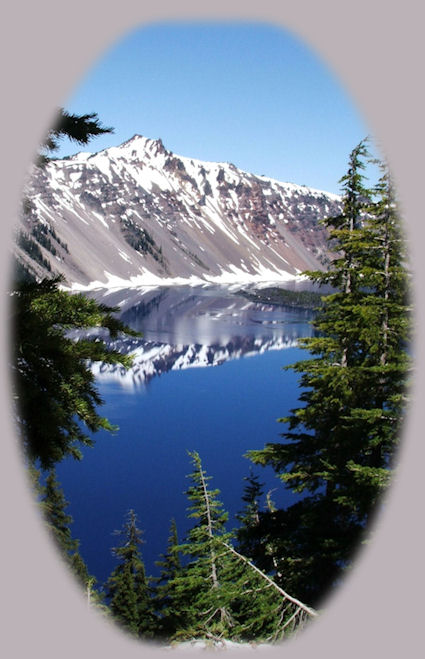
[119,134,168,159]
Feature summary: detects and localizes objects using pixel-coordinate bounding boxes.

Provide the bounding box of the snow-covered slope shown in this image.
[16,135,341,288]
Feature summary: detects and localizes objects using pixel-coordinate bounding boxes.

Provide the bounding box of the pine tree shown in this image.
[171,451,235,640]
[13,110,137,469]
[237,468,264,527]
[14,108,122,614]
[247,142,410,604]
[69,549,92,587]
[235,469,265,565]
[345,163,410,473]
[41,468,100,595]
[42,468,78,555]
[153,519,185,638]
[105,510,156,638]
[13,276,138,469]
[170,452,316,643]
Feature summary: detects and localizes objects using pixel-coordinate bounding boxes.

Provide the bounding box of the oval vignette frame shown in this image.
[1,2,424,659]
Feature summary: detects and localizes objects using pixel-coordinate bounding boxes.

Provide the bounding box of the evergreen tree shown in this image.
[153,518,185,638]
[41,468,100,596]
[219,541,318,642]
[171,451,235,640]
[69,547,110,614]
[235,469,265,563]
[170,452,316,643]
[43,468,78,556]
[13,110,136,469]
[237,468,264,527]
[13,276,138,469]
[346,162,410,478]
[105,510,156,638]
[247,142,410,604]
[14,108,125,615]
[69,549,92,588]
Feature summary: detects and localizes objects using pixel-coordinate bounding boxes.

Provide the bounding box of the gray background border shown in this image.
[1,1,423,657]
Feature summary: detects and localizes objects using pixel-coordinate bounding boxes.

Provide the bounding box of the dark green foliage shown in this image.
[42,468,78,555]
[40,467,99,597]
[29,222,69,255]
[153,519,185,638]
[40,108,113,164]
[170,451,234,640]
[237,497,362,606]
[238,286,325,309]
[14,111,129,466]
[13,260,35,283]
[247,141,410,605]
[235,469,264,561]
[53,110,112,144]
[237,469,264,527]
[120,218,154,252]
[15,108,122,614]
[17,108,103,281]
[69,549,92,587]
[34,454,316,644]
[181,247,209,270]
[12,276,138,469]
[16,221,69,282]
[120,218,167,267]
[31,224,56,255]
[17,231,52,272]
[105,510,156,637]
[168,452,311,643]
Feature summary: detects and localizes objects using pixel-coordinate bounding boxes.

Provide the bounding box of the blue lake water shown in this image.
[56,284,316,586]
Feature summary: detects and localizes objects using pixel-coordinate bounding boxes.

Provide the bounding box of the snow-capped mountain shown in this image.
[16,135,341,288]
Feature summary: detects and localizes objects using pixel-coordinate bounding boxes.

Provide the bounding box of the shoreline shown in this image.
[63,271,309,294]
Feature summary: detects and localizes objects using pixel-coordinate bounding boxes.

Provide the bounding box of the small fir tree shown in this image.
[41,468,99,595]
[235,469,265,564]
[42,468,78,556]
[153,518,185,638]
[105,510,156,638]
[237,468,264,527]
[171,451,235,640]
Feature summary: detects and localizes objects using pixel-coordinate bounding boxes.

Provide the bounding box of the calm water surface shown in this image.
[57,284,316,584]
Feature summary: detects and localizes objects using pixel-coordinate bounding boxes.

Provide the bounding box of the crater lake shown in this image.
[56,283,318,585]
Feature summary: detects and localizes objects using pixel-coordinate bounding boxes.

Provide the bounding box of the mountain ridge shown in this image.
[15,134,342,289]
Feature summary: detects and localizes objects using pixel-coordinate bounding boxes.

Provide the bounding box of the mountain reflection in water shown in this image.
[80,284,318,388]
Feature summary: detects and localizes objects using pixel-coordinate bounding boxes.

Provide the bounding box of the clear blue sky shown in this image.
[55,22,375,195]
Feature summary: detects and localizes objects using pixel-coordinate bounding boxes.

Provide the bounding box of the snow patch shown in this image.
[68,266,300,293]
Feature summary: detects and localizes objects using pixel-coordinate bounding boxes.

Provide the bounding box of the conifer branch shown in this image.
[220,542,318,618]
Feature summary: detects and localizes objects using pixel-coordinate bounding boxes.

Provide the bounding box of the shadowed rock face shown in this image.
[16,135,341,287]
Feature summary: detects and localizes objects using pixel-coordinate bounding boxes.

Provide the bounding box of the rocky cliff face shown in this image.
[15,135,341,288]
